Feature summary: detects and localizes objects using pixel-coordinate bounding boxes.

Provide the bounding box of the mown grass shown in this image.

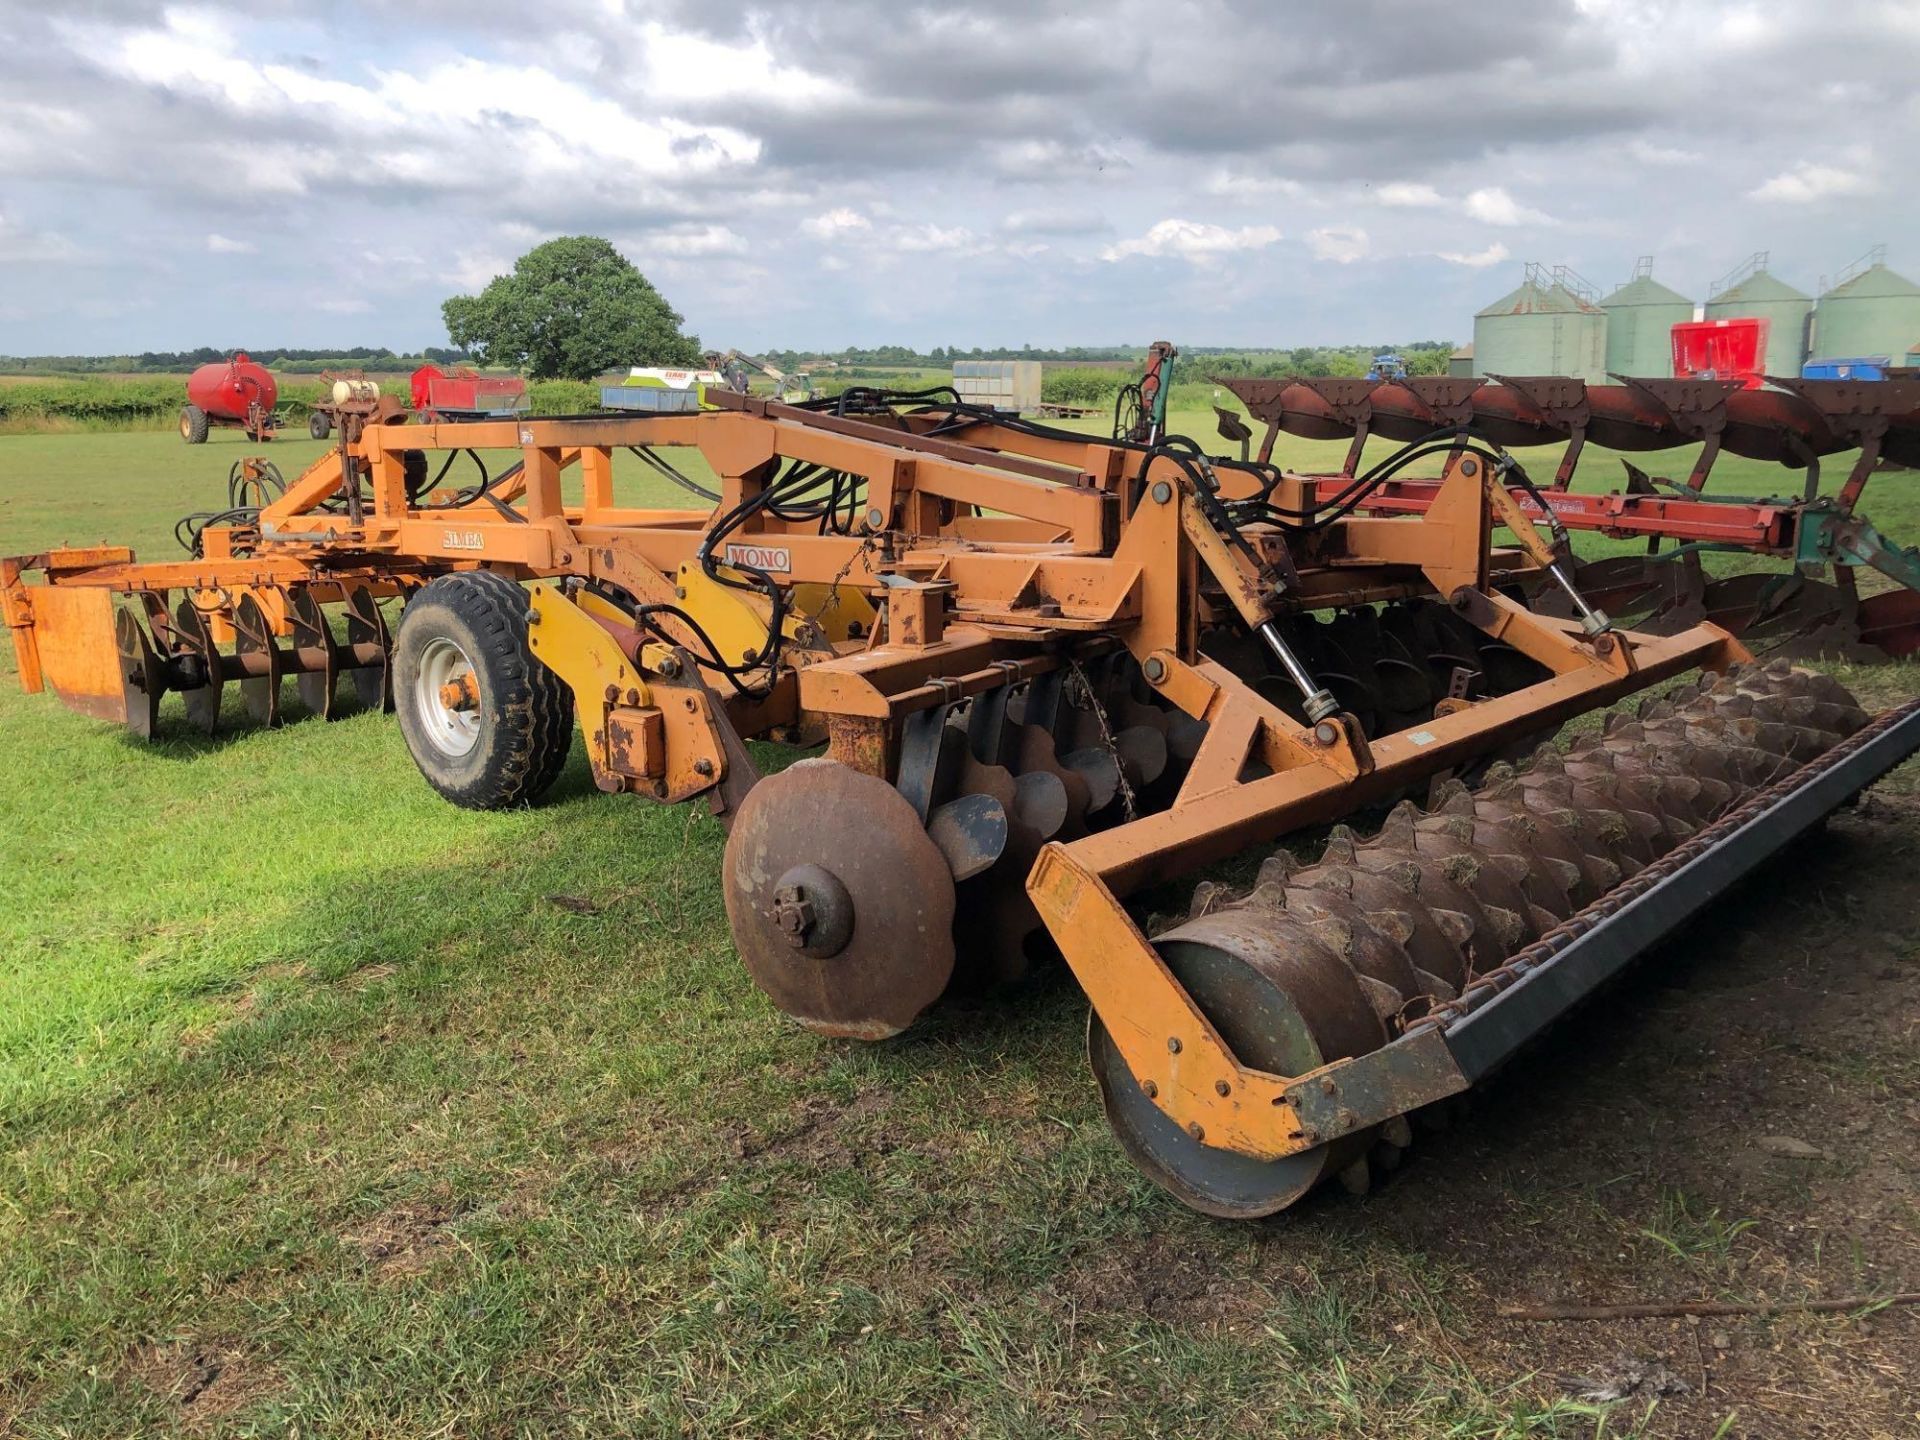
[0,420,1915,1436]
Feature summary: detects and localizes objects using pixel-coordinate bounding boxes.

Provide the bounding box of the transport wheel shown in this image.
[309,410,332,440]
[393,571,573,809]
[180,405,210,444]
[1088,912,1384,1218]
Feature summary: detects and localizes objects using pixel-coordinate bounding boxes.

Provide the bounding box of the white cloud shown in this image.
[634,20,844,105]
[646,225,751,256]
[1464,186,1554,226]
[78,8,762,209]
[206,233,255,254]
[801,207,872,239]
[1203,169,1305,199]
[1750,161,1873,203]
[993,139,1127,182]
[1377,181,1444,208]
[892,223,974,253]
[1629,138,1703,166]
[1436,242,1511,268]
[1308,226,1370,264]
[1100,218,1282,263]
[0,211,75,262]
[449,248,515,290]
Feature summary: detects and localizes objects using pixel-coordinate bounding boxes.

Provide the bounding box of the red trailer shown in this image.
[409,364,529,422]
[180,352,279,443]
[1672,318,1769,388]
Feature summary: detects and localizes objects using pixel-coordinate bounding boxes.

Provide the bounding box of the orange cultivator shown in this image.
[8,383,1918,1216]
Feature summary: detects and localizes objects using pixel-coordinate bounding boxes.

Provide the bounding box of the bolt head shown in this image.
[1186,1122,1205,1142]
[1214,1079,1231,1097]
[1143,656,1167,684]
[604,684,621,703]
[1461,457,1479,478]
[1166,1035,1182,1054]
[770,882,816,948]
[693,757,715,777]
[1149,480,1173,505]
[625,688,641,706]
[865,507,886,529]
[1313,720,1340,747]
[1141,1079,1158,1099]
[657,656,682,678]
[525,608,542,625]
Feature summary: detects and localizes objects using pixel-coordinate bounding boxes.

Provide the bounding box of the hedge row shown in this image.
[0,375,610,427]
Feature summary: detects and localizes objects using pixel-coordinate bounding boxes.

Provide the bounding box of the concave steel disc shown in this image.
[724,758,956,1039]
[1089,909,1382,1218]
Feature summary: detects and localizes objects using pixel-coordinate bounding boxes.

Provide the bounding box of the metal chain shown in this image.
[799,537,878,637]
[1066,657,1138,822]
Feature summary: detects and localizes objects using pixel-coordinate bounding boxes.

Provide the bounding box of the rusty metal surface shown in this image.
[722,758,957,1039]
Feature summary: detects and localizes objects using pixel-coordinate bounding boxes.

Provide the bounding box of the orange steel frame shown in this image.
[4,392,1748,1159]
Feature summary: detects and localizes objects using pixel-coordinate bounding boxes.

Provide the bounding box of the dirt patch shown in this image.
[1348,797,1920,1437]
[341,1199,460,1276]
[1052,1230,1272,1329]
[124,1339,279,1430]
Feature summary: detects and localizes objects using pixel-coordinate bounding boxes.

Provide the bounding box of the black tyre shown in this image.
[180,405,210,444]
[309,410,332,440]
[393,571,573,809]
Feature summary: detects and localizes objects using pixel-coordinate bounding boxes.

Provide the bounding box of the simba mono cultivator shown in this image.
[1223,373,1920,662]
[8,385,1919,1216]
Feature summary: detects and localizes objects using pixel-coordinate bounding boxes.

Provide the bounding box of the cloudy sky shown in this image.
[1,0,1916,355]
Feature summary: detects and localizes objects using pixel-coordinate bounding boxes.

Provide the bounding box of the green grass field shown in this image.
[2,420,1917,1437]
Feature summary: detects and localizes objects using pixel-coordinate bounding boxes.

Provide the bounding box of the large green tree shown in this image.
[441,236,702,381]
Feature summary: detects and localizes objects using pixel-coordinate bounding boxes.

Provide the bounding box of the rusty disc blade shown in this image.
[723,758,956,1039]
[114,606,162,741]
[1859,586,1920,659]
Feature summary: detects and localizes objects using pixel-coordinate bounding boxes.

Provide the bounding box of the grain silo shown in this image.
[1600,257,1693,378]
[1474,263,1608,383]
[1809,247,1920,367]
[1704,252,1810,379]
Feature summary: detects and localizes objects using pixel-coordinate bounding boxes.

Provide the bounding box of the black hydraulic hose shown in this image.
[628,445,720,504]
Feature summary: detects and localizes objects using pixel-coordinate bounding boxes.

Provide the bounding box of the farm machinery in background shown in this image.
[705,349,814,403]
[179,352,280,443]
[309,365,529,439]
[180,356,530,443]
[407,364,530,424]
[1219,373,1920,662]
[7,379,1920,1219]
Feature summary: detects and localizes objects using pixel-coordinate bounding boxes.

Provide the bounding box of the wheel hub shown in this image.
[414,635,481,757]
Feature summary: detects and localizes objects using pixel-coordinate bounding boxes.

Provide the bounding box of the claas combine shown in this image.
[8,381,1919,1218]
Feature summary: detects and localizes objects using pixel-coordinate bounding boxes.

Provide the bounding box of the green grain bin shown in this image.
[1601,259,1693,378]
[1447,344,1474,378]
[1705,255,1810,379]
[1474,264,1609,383]
[1811,251,1920,369]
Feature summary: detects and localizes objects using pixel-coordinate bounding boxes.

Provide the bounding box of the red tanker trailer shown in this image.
[180,352,279,443]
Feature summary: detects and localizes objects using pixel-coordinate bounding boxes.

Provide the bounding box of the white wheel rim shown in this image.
[415,635,481,757]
